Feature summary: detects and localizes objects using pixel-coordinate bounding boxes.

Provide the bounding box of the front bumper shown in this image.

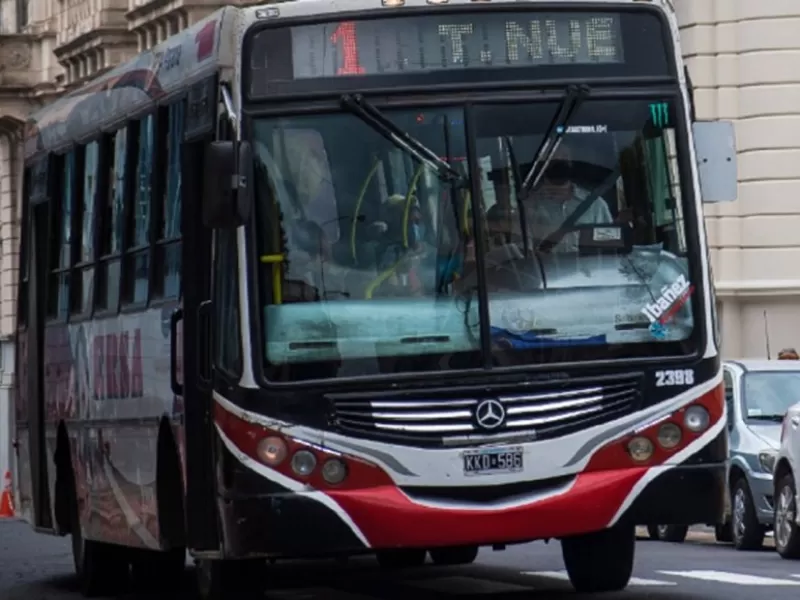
[214,444,726,558]
[748,472,775,526]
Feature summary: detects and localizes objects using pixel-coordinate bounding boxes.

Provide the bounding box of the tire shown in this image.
[196,558,265,600]
[130,547,186,591]
[715,522,733,543]
[561,524,635,593]
[657,524,689,543]
[646,525,659,540]
[731,478,765,550]
[375,549,427,569]
[429,546,479,566]
[775,473,800,559]
[69,482,130,597]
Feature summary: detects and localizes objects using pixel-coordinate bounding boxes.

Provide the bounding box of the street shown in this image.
[3,522,800,599]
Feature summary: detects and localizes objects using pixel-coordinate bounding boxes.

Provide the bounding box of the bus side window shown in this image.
[151,102,184,300]
[95,129,128,313]
[122,114,155,306]
[46,153,70,321]
[723,369,734,429]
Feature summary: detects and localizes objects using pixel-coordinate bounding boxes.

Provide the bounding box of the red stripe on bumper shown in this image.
[328,467,645,548]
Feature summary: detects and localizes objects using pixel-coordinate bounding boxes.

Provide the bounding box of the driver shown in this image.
[524,140,613,252]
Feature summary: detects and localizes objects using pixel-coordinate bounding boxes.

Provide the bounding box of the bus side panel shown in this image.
[59,309,180,550]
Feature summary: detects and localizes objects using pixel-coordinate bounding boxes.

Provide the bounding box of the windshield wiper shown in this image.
[521,84,590,196]
[503,137,531,259]
[340,94,463,184]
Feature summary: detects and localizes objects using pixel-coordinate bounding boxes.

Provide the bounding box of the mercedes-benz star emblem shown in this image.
[474,399,506,431]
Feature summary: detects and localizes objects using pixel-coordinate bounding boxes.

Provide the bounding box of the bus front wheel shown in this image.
[196,558,265,599]
[561,524,635,593]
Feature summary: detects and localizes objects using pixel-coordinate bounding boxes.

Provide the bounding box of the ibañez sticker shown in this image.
[640,274,694,339]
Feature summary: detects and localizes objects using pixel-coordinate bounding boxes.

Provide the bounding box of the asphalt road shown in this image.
[3,521,800,599]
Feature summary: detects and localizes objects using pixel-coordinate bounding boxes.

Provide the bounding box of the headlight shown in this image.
[290,450,318,476]
[758,450,777,473]
[657,423,682,449]
[684,405,710,432]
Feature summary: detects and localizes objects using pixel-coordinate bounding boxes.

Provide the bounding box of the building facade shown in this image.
[675,0,800,358]
[0,0,61,492]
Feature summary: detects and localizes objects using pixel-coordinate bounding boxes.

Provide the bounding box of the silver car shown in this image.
[719,360,800,550]
[649,359,799,548]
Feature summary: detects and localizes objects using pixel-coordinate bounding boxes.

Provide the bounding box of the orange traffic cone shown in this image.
[0,470,15,518]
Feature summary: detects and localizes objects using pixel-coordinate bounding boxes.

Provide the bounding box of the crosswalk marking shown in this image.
[521,570,675,586]
[659,570,800,586]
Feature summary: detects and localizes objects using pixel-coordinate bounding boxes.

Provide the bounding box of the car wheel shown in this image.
[657,525,689,543]
[561,524,634,593]
[775,473,800,559]
[731,478,765,550]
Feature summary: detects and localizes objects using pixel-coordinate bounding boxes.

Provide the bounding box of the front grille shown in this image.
[328,373,642,447]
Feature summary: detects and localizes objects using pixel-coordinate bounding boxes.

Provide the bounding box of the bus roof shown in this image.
[24,7,238,160]
[242,0,675,21]
[24,0,678,160]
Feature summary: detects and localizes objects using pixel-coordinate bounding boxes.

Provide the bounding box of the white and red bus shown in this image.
[16,0,737,597]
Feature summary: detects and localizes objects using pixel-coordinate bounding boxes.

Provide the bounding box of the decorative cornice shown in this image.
[55,27,134,59]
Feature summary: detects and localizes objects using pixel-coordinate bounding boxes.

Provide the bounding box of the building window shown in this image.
[16,0,28,31]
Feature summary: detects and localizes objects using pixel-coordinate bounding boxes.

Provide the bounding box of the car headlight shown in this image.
[758,450,777,473]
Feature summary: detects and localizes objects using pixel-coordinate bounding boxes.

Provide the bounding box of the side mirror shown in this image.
[692,120,737,203]
[202,141,254,228]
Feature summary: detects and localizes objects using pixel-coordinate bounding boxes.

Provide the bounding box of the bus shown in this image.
[15,0,737,597]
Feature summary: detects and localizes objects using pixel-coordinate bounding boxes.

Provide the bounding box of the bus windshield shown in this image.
[253,96,697,381]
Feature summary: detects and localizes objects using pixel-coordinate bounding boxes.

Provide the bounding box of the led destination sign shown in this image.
[250,12,628,81]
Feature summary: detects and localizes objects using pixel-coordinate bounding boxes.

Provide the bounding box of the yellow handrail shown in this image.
[351,158,380,262]
[260,253,284,304]
[402,163,425,248]
[365,257,404,299]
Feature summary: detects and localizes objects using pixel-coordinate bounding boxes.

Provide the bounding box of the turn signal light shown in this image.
[256,436,288,466]
[627,436,654,462]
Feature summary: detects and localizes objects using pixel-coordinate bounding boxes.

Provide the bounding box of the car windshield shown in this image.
[252,97,697,382]
[743,372,800,420]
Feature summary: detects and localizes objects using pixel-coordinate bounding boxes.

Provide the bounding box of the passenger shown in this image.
[524,141,613,252]
[778,348,799,360]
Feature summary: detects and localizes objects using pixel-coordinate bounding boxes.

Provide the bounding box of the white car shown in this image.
[773,396,800,558]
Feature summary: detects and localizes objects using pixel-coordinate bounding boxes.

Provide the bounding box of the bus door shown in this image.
[24,168,54,531]
[179,77,220,552]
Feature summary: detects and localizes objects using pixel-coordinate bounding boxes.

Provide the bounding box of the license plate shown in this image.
[462,447,523,476]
